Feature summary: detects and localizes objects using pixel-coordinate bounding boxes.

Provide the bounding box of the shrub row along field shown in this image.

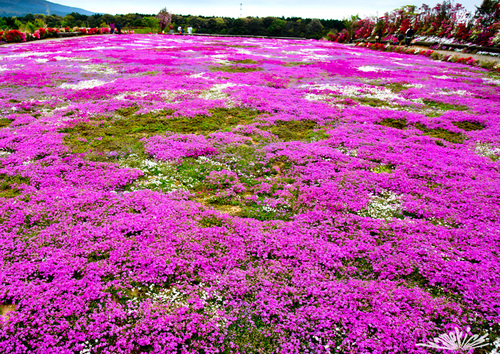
[0,35,499,353]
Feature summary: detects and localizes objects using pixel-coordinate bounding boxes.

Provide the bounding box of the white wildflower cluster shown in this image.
[360,190,402,220]
[475,142,500,159]
[133,283,226,325]
[235,48,254,55]
[210,54,232,65]
[476,50,500,57]
[433,75,451,79]
[113,90,176,103]
[414,35,457,45]
[52,56,90,62]
[133,159,194,192]
[189,72,209,79]
[335,146,358,157]
[81,64,118,75]
[197,156,226,168]
[199,83,242,101]
[483,77,500,86]
[59,79,111,90]
[438,89,470,96]
[301,83,405,105]
[148,286,187,307]
[358,66,392,72]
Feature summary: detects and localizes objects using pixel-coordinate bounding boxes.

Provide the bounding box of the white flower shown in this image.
[417,328,489,351]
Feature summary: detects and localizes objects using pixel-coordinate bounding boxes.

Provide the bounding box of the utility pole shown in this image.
[240,3,243,18]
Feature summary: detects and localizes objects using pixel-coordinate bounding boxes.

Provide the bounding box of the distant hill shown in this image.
[0,0,95,17]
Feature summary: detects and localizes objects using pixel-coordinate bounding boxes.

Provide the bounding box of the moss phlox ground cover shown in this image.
[0,34,499,353]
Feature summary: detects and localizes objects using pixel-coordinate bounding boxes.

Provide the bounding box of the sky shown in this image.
[56,0,483,19]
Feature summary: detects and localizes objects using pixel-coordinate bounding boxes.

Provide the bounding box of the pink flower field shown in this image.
[0,34,499,353]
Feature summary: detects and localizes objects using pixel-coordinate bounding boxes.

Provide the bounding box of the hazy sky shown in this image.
[56,0,482,19]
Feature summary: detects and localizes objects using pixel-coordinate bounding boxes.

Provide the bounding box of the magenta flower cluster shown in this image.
[143,133,218,162]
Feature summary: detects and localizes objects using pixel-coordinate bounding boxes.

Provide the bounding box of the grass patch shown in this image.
[423,99,468,111]
[0,174,30,198]
[283,62,314,67]
[224,45,259,48]
[263,120,318,141]
[61,108,262,160]
[452,120,485,131]
[210,65,262,73]
[0,118,13,128]
[355,97,392,108]
[373,164,394,173]
[375,82,408,93]
[377,118,407,129]
[230,59,258,64]
[415,123,465,144]
[222,314,281,352]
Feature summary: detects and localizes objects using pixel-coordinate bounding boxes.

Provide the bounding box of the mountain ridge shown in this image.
[0,0,95,17]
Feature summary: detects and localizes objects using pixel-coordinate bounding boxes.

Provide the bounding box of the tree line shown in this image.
[0,12,345,39]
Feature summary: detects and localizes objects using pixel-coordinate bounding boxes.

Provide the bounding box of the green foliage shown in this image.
[33,18,45,28]
[61,15,75,28]
[377,118,408,129]
[380,82,409,93]
[377,118,465,143]
[306,19,325,39]
[414,123,465,144]
[230,59,258,64]
[210,65,262,73]
[264,120,318,141]
[452,120,485,131]
[373,164,394,173]
[422,99,468,111]
[0,119,13,128]
[1,12,343,39]
[221,313,281,352]
[268,18,286,35]
[143,17,159,32]
[0,174,30,198]
[355,97,393,107]
[62,108,262,160]
[479,60,498,70]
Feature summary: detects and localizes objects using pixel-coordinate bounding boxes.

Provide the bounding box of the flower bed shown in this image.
[0,34,499,353]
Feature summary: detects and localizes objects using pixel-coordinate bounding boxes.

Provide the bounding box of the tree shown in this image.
[143,17,159,31]
[34,18,46,29]
[306,18,324,39]
[343,14,360,41]
[268,18,286,35]
[157,8,172,32]
[475,0,500,26]
[0,17,7,30]
[61,15,75,28]
[247,17,264,35]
